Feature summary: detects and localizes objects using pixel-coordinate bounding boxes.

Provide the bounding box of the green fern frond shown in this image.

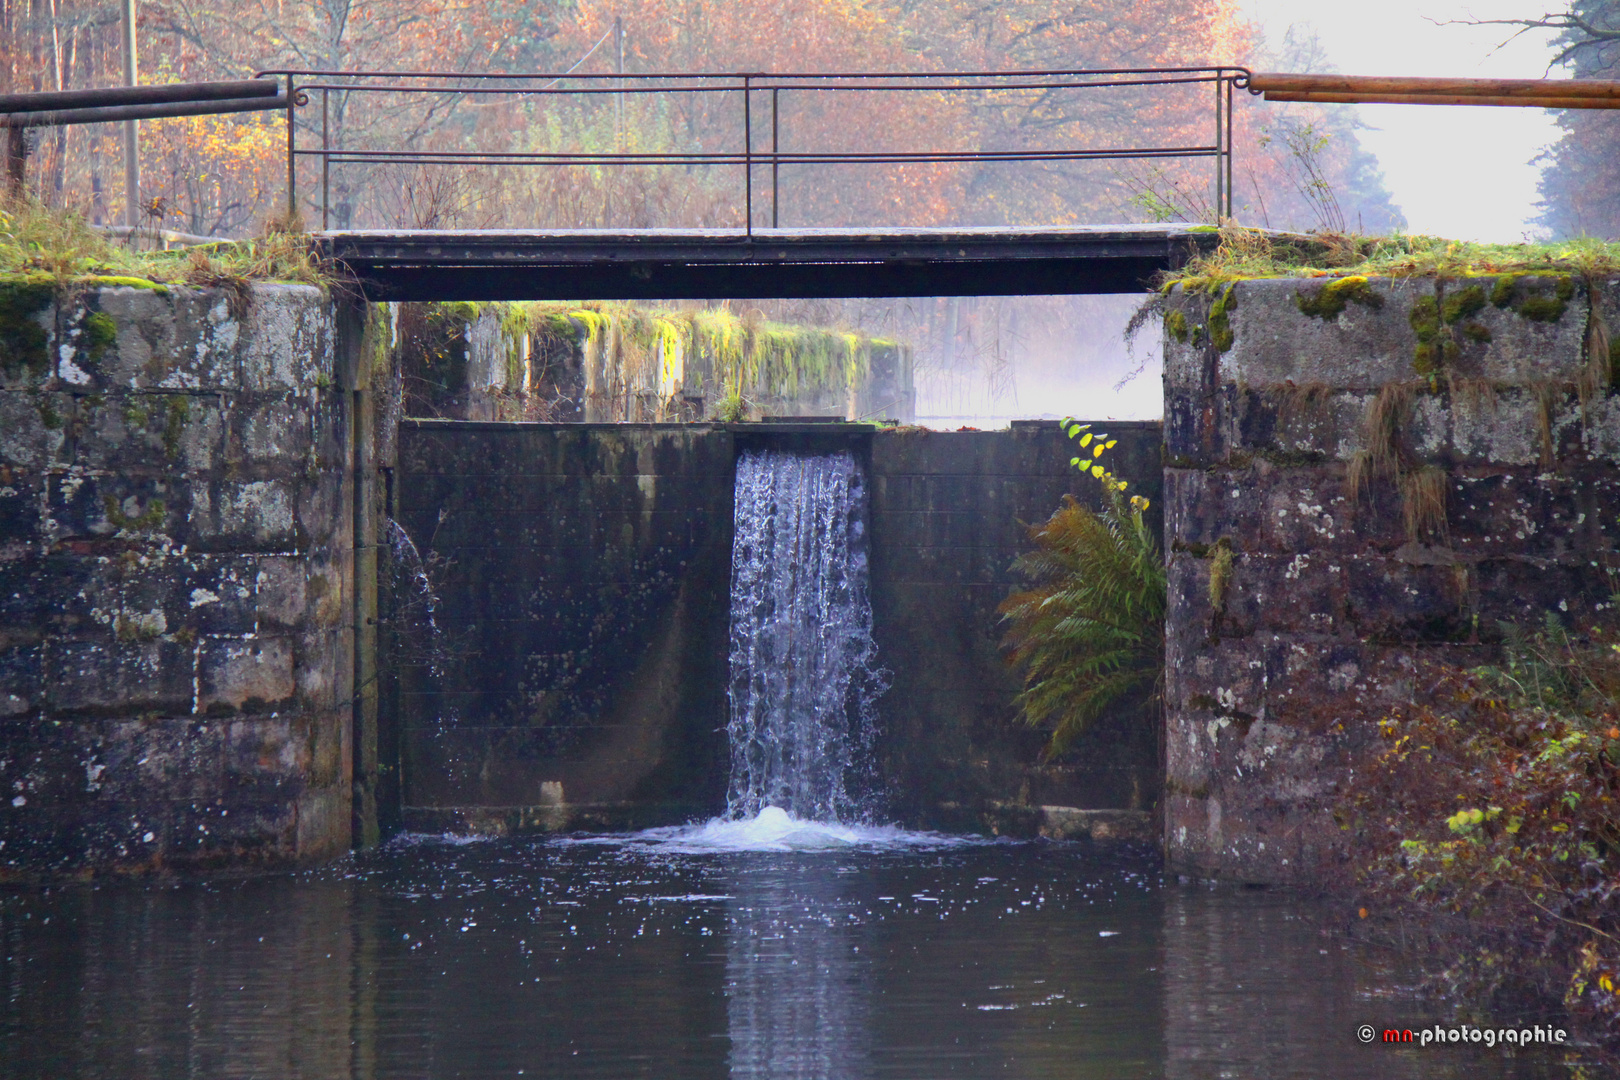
[998,491,1166,759]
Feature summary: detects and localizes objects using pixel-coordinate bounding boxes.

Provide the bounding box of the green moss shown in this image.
[35,396,63,429]
[1516,294,1567,323]
[1165,308,1190,343]
[0,273,55,379]
[162,396,190,459]
[1492,274,1573,322]
[103,494,165,532]
[438,300,482,324]
[1208,284,1237,353]
[1460,322,1493,344]
[1295,275,1383,320]
[1409,295,1440,343]
[1413,342,1439,377]
[83,310,117,361]
[1441,284,1487,324]
[122,399,150,429]
[84,275,169,295]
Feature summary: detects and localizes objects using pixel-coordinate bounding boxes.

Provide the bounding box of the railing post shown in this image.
[321,87,329,231]
[1225,74,1235,221]
[285,75,297,225]
[1217,70,1223,222]
[743,74,752,237]
[771,87,779,229]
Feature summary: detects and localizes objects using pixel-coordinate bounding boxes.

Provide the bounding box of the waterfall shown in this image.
[386,517,447,678]
[726,449,888,823]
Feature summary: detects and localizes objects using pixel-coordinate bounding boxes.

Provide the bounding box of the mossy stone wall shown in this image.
[0,282,357,877]
[1162,274,1620,883]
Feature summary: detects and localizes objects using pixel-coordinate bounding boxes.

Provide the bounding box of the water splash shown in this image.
[570,806,972,854]
[726,449,889,823]
[386,517,447,679]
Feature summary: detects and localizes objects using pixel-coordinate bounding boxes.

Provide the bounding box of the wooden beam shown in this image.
[1249,72,1620,99]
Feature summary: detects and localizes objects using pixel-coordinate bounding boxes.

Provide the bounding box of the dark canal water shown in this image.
[0,818,1578,1079]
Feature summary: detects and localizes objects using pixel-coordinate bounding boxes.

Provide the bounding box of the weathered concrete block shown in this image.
[1039,806,1154,842]
[47,470,188,542]
[240,285,332,390]
[74,391,226,474]
[90,285,203,390]
[0,643,42,717]
[0,392,71,468]
[191,479,297,548]
[255,555,307,628]
[238,396,317,464]
[0,467,44,546]
[4,281,357,879]
[50,639,195,716]
[198,637,296,713]
[173,555,260,636]
[0,284,56,392]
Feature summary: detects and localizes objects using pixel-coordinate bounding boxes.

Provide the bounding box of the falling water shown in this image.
[726,449,888,823]
[386,517,446,677]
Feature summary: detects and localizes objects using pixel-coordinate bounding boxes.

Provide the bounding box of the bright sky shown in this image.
[1238,0,1566,242]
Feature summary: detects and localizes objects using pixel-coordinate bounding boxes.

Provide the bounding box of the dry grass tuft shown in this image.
[0,196,330,291]
[1399,465,1450,545]
[1164,227,1620,290]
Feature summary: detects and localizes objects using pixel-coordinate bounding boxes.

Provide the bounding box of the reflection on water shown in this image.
[725,866,870,1079]
[0,836,1580,1079]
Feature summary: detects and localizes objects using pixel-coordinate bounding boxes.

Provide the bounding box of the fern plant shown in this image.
[998,423,1166,759]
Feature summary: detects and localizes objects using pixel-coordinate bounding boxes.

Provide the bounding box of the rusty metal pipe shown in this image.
[0,92,289,128]
[0,78,278,115]
[1250,71,1620,100]
[1261,90,1620,109]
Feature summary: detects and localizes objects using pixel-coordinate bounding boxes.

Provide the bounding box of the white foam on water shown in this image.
[570,806,974,855]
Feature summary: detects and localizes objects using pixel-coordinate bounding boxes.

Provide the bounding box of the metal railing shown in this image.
[256,66,1252,233]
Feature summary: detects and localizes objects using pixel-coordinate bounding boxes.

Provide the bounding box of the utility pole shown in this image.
[122,0,138,227]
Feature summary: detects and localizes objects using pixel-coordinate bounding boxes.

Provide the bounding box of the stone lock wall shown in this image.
[0,282,358,877]
[1162,273,1620,883]
[390,420,1161,835]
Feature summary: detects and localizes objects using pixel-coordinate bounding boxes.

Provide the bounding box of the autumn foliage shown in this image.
[0,0,1400,237]
[1338,620,1620,1046]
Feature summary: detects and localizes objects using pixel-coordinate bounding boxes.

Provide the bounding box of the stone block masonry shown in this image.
[1162,273,1620,883]
[0,281,355,877]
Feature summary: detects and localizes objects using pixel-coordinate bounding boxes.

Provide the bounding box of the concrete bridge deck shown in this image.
[319,224,1221,300]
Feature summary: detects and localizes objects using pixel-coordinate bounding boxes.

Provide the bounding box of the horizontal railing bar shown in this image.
[260,65,1249,82]
[288,75,1234,98]
[303,147,1219,165]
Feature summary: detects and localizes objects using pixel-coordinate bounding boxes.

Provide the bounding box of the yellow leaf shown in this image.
[1091,465,1104,478]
